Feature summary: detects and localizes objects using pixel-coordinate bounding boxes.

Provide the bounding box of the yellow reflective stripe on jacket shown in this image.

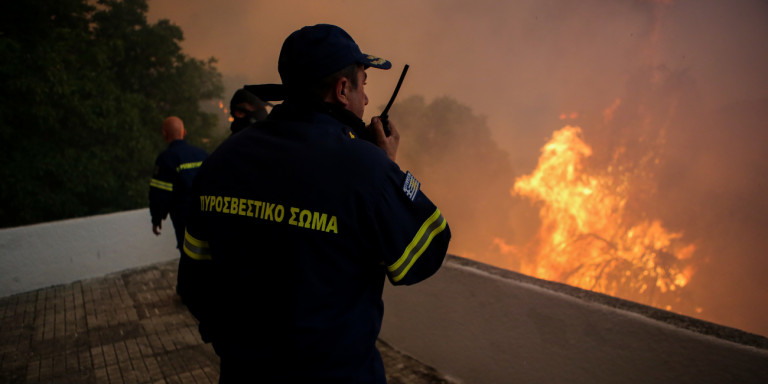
[149,178,173,192]
[183,229,212,260]
[387,208,447,282]
[176,161,203,172]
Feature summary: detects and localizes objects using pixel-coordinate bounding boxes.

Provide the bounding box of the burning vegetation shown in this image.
[505,124,699,313]
[394,93,703,317]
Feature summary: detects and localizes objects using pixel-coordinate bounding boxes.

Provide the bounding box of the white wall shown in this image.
[381,258,768,384]
[0,209,178,298]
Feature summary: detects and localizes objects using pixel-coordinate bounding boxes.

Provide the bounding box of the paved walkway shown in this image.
[0,260,454,384]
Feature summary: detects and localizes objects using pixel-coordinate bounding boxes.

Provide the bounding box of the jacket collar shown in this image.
[270,98,366,133]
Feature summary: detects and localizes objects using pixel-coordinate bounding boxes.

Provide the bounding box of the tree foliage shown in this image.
[394,95,517,259]
[0,0,223,228]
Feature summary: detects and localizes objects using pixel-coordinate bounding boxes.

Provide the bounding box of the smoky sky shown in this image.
[147,0,768,167]
[147,0,768,336]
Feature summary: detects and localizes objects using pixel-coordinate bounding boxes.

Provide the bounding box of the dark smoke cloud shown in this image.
[147,0,768,336]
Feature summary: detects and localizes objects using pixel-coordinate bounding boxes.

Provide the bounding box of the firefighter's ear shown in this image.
[325,76,351,108]
[334,77,351,106]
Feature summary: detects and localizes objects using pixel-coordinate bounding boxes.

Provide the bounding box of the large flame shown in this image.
[511,125,697,311]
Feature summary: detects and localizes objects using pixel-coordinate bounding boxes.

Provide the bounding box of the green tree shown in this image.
[394,95,517,262]
[0,0,224,228]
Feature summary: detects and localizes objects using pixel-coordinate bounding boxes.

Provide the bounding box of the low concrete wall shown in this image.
[381,257,768,384]
[2,211,767,383]
[0,209,178,298]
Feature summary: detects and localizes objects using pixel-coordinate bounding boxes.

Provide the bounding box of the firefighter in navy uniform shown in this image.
[179,24,451,383]
[149,116,208,295]
[228,87,268,135]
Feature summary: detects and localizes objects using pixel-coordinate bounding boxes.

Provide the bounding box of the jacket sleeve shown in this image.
[148,154,175,226]
[369,166,452,286]
[177,179,217,343]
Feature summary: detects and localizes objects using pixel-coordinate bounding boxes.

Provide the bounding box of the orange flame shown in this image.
[512,125,696,310]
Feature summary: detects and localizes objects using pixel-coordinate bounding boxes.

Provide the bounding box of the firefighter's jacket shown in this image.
[180,100,451,383]
[149,139,208,248]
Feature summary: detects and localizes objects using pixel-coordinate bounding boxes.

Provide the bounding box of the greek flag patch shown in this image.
[403,171,420,201]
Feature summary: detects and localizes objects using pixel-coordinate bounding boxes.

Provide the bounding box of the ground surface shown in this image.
[0,260,456,383]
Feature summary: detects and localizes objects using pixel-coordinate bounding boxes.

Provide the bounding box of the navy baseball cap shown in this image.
[278,24,391,86]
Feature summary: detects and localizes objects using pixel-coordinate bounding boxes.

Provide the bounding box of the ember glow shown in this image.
[508,124,698,312]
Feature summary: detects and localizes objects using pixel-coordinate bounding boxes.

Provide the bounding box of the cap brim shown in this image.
[360,54,392,70]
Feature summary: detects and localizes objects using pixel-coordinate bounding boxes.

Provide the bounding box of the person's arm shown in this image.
[149,155,174,235]
[369,164,452,286]
[177,180,217,343]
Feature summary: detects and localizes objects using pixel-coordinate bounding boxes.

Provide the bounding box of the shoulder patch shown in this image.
[403,171,421,201]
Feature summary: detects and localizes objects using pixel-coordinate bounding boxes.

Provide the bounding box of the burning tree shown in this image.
[512,125,697,311]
